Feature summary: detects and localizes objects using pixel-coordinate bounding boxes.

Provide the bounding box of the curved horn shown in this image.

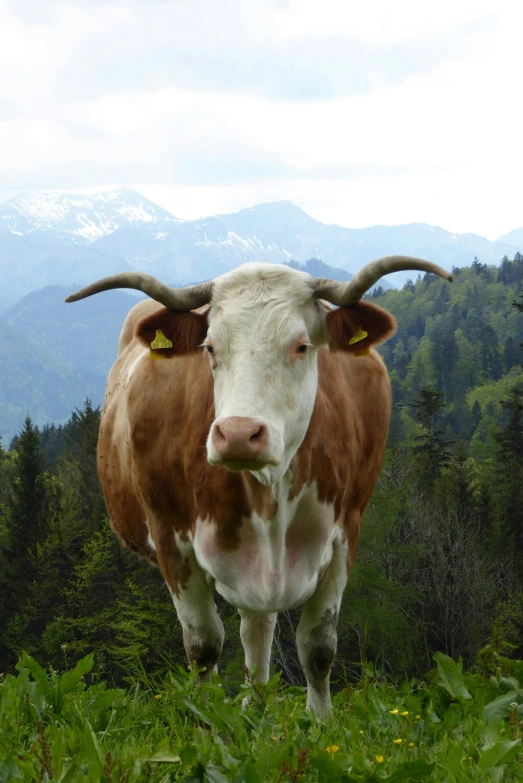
[65,272,214,311]
[311,255,453,306]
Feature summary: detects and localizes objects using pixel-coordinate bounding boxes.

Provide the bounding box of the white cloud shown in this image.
[0,0,522,240]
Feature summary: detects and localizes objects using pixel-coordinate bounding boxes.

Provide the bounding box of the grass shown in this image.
[0,650,522,782]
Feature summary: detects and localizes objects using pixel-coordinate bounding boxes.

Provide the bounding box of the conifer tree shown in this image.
[0,416,49,668]
[494,385,523,565]
[411,384,450,479]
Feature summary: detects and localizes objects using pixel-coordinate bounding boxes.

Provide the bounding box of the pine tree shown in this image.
[0,416,49,668]
[411,384,450,479]
[503,336,521,372]
[494,385,523,567]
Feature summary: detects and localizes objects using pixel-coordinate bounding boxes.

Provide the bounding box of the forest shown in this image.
[1,253,523,689]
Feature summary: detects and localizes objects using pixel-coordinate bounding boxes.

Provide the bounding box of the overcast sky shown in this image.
[0,0,521,239]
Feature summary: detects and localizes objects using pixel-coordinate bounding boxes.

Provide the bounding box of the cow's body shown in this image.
[97,263,392,714]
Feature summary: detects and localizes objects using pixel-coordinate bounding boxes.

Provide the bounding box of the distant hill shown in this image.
[1,188,522,299]
[3,287,139,379]
[0,320,105,446]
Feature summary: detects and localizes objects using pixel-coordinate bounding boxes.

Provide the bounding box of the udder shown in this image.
[193,504,337,613]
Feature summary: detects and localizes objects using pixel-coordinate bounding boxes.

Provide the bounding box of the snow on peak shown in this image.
[0,188,179,243]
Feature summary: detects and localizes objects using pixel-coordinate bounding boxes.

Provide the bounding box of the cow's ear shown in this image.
[325,301,396,354]
[136,307,209,358]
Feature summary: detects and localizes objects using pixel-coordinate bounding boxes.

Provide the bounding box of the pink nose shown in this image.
[211,416,269,463]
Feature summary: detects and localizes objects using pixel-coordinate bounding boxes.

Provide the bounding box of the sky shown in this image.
[0,0,522,240]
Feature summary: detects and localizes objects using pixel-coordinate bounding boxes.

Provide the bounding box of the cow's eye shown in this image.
[297,344,308,354]
[206,345,214,354]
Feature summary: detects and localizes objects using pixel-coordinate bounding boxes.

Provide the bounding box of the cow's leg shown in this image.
[158,539,224,679]
[239,609,277,683]
[296,536,348,717]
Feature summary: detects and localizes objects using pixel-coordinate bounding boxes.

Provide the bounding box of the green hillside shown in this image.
[3,286,138,378]
[0,321,105,445]
[368,253,523,448]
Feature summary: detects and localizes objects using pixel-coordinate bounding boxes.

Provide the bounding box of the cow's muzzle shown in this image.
[208,416,277,470]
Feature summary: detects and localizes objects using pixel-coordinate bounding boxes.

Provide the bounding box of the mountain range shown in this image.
[1,188,522,303]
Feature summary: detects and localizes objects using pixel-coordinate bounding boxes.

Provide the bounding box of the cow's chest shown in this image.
[192,482,339,613]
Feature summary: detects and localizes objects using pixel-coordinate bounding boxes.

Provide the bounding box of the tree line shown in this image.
[1,255,522,687]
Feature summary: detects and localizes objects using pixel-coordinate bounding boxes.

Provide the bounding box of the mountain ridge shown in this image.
[1,189,522,299]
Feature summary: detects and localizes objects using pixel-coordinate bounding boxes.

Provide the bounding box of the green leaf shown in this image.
[233,760,261,783]
[59,653,94,694]
[499,657,523,681]
[444,742,465,778]
[0,755,21,783]
[205,767,231,783]
[478,739,521,772]
[434,652,472,700]
[82,719,105,778]
[379,761,436,781]
[482,691,520,723]
[147,752,182,763]
[16,653,50,698]
[308,754,345,781]
[183,696,212,725]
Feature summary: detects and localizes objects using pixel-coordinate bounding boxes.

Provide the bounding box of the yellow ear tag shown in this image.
[150,329,173,350]
[349,326,368,345]
[150,329,173,359]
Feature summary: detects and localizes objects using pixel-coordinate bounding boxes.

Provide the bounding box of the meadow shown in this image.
[1,648,522,782]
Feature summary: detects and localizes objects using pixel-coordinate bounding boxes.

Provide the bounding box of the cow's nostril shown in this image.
[214,425,226,444]
[249,427,262,442]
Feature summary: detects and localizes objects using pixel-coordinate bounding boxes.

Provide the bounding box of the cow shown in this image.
[66,256,451,715]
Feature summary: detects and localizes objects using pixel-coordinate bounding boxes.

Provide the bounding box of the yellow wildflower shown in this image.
[408,742,414,748]
[415,715,421,720]
[271,737,277,742]
[359,730,364,734]
[154,694,162,700]
[376,755,384,764]
[389,709,399,715]
[326,745,340,754]
[401,711,409,716]
[393,738,403,745]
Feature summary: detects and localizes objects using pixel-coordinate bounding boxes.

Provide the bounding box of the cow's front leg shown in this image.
[239,609,277,683]
[296,536,348,717]
[159,538,224,679]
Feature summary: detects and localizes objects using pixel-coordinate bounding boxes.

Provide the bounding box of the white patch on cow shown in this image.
[296,535,349,716]
[144,519,156,552]
[125,347,148,384]
[193,479,340,614]
[239,609,277,703]
[166,547,224,678]
[205,263,328,484]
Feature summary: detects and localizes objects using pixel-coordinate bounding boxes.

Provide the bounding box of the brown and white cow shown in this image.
[66,257,451,715]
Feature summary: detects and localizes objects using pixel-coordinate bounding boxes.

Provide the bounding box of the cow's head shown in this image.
[66,257,452,485]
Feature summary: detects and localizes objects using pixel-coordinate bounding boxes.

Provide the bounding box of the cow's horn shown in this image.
[311,256,453,306]
[65,272,214,310]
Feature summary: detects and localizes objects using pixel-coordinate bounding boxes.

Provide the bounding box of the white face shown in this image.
[205,264,328,485]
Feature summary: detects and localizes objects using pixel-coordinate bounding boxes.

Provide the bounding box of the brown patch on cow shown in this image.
[326,301,396,353]
[290,347,390,562]
[194,469,277,552]
[135,307,209,356]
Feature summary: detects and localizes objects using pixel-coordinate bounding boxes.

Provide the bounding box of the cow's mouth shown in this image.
[208,455,280,472]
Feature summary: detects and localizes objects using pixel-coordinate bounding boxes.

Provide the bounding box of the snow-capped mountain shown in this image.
[0,188,521,302]
[0,187,180,244]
